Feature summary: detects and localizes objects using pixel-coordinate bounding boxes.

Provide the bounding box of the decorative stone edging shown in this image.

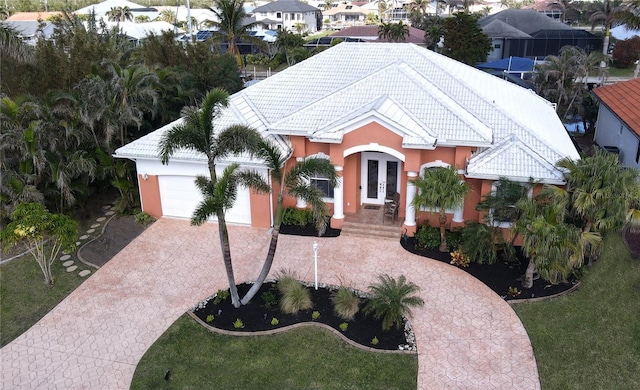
[187,311,417,355]
[507,281,582,304]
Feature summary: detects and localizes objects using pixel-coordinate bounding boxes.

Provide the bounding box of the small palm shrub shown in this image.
[460,222,498,264]
[276,269,312,314]
[363,274,425,331]
[331,286,360,320]
[446,228,463,251]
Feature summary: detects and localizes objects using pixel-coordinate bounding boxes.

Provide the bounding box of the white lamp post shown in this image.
[312,241,319,290]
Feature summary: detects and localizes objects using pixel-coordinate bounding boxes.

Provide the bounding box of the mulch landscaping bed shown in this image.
[279,223,341,237]
[401,237,576,301]
[79,215,148,267]
[193,282,411,351]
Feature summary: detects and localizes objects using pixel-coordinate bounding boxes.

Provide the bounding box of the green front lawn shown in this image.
[131,315,418,389]
[0,253,86,346]
[515,233,640,389]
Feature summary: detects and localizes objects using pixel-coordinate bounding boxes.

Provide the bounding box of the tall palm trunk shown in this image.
[241,196,285,305]
[241,226,279,305]
[522,257,536,288]
[217,211,240,307]
[439,211,448,252]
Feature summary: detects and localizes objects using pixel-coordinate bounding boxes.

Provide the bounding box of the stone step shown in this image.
[341,221,401,240]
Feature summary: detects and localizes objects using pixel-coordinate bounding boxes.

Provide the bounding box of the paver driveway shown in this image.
[1,218,540,389]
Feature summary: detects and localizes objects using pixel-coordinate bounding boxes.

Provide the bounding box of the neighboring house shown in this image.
[327,25,426,45]
[102,21,180,44]
[153,6,217,29]
[252,0,321,33]
[525,0,565,21]
[6,12,63,21]
[593,78,640,170]
[114,43,579,235]
[322,3,367,29]
[479,9,601,61]
[75,0,159,21]
[1,20,55,45]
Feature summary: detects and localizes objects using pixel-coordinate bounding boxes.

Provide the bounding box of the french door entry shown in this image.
[361,152,400,205]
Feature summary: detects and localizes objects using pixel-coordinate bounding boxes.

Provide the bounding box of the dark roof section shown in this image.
[252,0,319,13]
[593,78,640,137]
[481,19,531,39]
[479,9,572,34]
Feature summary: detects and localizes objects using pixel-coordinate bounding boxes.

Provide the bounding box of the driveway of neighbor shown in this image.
[0,218,540,389]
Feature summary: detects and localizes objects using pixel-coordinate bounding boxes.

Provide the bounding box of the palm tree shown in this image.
[159,88,262,308]
[411,166,470,252]
[106,6,133,22]
[614,0,640,30]
[544,150,640,262]
[408,0,430,17]
[1,24,33,63]
[513,197,601,288]
[363,274,425,331]
[588,0,626,66]
[476,177,532,228]
[378,21,410,42]
[534,46,602,121]
[210,0,265,61]
[240,139,337,305]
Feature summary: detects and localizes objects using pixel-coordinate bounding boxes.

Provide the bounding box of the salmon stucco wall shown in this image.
[138,174,162,218]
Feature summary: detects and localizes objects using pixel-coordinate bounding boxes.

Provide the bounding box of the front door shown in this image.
[361,152,400,205]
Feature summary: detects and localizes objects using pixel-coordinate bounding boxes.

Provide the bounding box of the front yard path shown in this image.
[0,218,539,389]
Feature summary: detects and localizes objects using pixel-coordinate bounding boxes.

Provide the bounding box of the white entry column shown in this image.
[333,166,344,220]
[295,157,307,208]
[404,171,418,227]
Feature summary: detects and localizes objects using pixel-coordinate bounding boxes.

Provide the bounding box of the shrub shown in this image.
[271,317,279,326]
[276,269,312,314]
[245,53,270,65]
[371,336,379,345]
[506,286,521,298]
[261,291,277,308]
[446,228,463,251]
[205,314,214,323]
[415,224,440,250]
[612,36,640,68]
[233,318,244,329]
[312,311,320,320]
[331,287,360,320]
[339,322,349,332]
[134,211,155,225]
[363,274,425,331]
[450,250,470,268]
[460,222,498,264]
[213,289,230,305]
[282,207,314,226]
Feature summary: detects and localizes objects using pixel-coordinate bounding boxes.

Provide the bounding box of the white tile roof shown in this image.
[116,43,579,183]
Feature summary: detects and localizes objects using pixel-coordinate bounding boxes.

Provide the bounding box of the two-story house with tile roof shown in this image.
[115,43,580,235]
[252,0,321,33]
[593,78,640,170]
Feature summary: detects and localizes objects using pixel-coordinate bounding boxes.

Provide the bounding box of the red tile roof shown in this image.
[593,78,640,137]
[330,25,426,44]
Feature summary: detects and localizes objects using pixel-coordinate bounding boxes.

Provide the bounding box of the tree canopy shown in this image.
[441,12,491,65]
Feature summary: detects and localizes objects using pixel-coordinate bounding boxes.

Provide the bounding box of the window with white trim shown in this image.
[310,176,334,198]
[488,180,532,228]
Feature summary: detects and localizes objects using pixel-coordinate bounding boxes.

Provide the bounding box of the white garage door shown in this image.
[157,175,252,225]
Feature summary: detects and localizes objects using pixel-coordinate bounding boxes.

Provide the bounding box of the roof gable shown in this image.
[593,78,640,137]
[467,135,566,183]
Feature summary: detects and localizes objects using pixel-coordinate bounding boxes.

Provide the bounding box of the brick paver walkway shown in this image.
[0,218,540,389]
